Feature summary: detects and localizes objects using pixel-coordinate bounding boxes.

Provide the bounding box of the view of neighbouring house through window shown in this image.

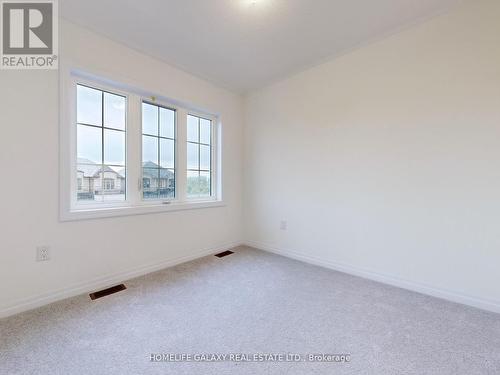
[76,85,126,202]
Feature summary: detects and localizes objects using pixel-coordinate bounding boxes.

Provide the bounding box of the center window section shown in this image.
[142,102,176,200]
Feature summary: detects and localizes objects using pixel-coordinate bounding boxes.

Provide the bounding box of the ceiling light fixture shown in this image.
[236,0,273,13]
[242,0,261,8]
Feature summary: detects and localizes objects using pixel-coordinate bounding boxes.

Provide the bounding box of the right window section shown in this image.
[187,114,212,198]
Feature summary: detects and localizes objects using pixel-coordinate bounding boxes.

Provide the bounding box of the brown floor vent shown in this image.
[89,284,127,300]
[215,250,234,258]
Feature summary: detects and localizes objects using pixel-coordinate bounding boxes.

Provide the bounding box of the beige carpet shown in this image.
[1,246,500,374]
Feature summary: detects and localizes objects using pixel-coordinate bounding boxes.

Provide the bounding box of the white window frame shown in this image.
[60,66,223,221]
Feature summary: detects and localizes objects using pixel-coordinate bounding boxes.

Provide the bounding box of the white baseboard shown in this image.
[244,240,500,315]
[0,242,242,319]
[4,241,499,319]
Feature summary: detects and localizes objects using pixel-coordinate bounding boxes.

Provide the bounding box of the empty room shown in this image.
[1,0,500,374]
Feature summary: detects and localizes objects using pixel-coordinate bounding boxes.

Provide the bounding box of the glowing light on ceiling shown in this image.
[233,0,276,15]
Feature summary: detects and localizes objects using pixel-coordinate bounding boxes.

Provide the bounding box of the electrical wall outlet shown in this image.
[280,220,287,230]
[36,246,50,262]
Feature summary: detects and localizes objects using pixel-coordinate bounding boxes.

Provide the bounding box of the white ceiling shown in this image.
[61,0,462,93]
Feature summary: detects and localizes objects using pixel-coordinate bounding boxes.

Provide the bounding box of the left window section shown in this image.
[76,84,126,203]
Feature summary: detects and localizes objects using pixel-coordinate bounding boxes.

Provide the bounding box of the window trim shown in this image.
[60,65,224,222]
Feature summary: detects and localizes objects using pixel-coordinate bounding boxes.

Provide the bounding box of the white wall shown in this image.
[244,0,500,312]
[0,20,244,317]
[2,0,500,318]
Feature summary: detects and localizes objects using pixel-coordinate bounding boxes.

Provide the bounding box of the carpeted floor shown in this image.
[1,246,500,375]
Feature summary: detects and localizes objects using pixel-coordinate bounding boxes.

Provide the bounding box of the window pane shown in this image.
[77,125,102,164]
[101,166,126,202]
[104,93,125,130]
[142,103,158,136]
[142,135,158,165]
[187,170,199,198]
[200,118,211,145]
[77,164,101,202]
[160,138,174,169]
[187,115,199,142]
[104,129,125,166]
[186,114,213,199]
[142,102,176,201]
[76,85,128,206]
[187,143,199,170]
[160,108,175,139]
[200,145,210,171]
[114,167,126,199]
[142,167,159,199]
[159,168,175,199]
[199,171,211,197]
[77,85,102,126]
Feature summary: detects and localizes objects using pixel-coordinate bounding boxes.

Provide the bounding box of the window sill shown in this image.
[60,200,225,222]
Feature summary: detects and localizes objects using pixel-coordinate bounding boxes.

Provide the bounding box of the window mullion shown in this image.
[177,108,188,202]
[211,116,218,199]
[127,94,141,206]
[101,91,105,203]
[157,106,161,200]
